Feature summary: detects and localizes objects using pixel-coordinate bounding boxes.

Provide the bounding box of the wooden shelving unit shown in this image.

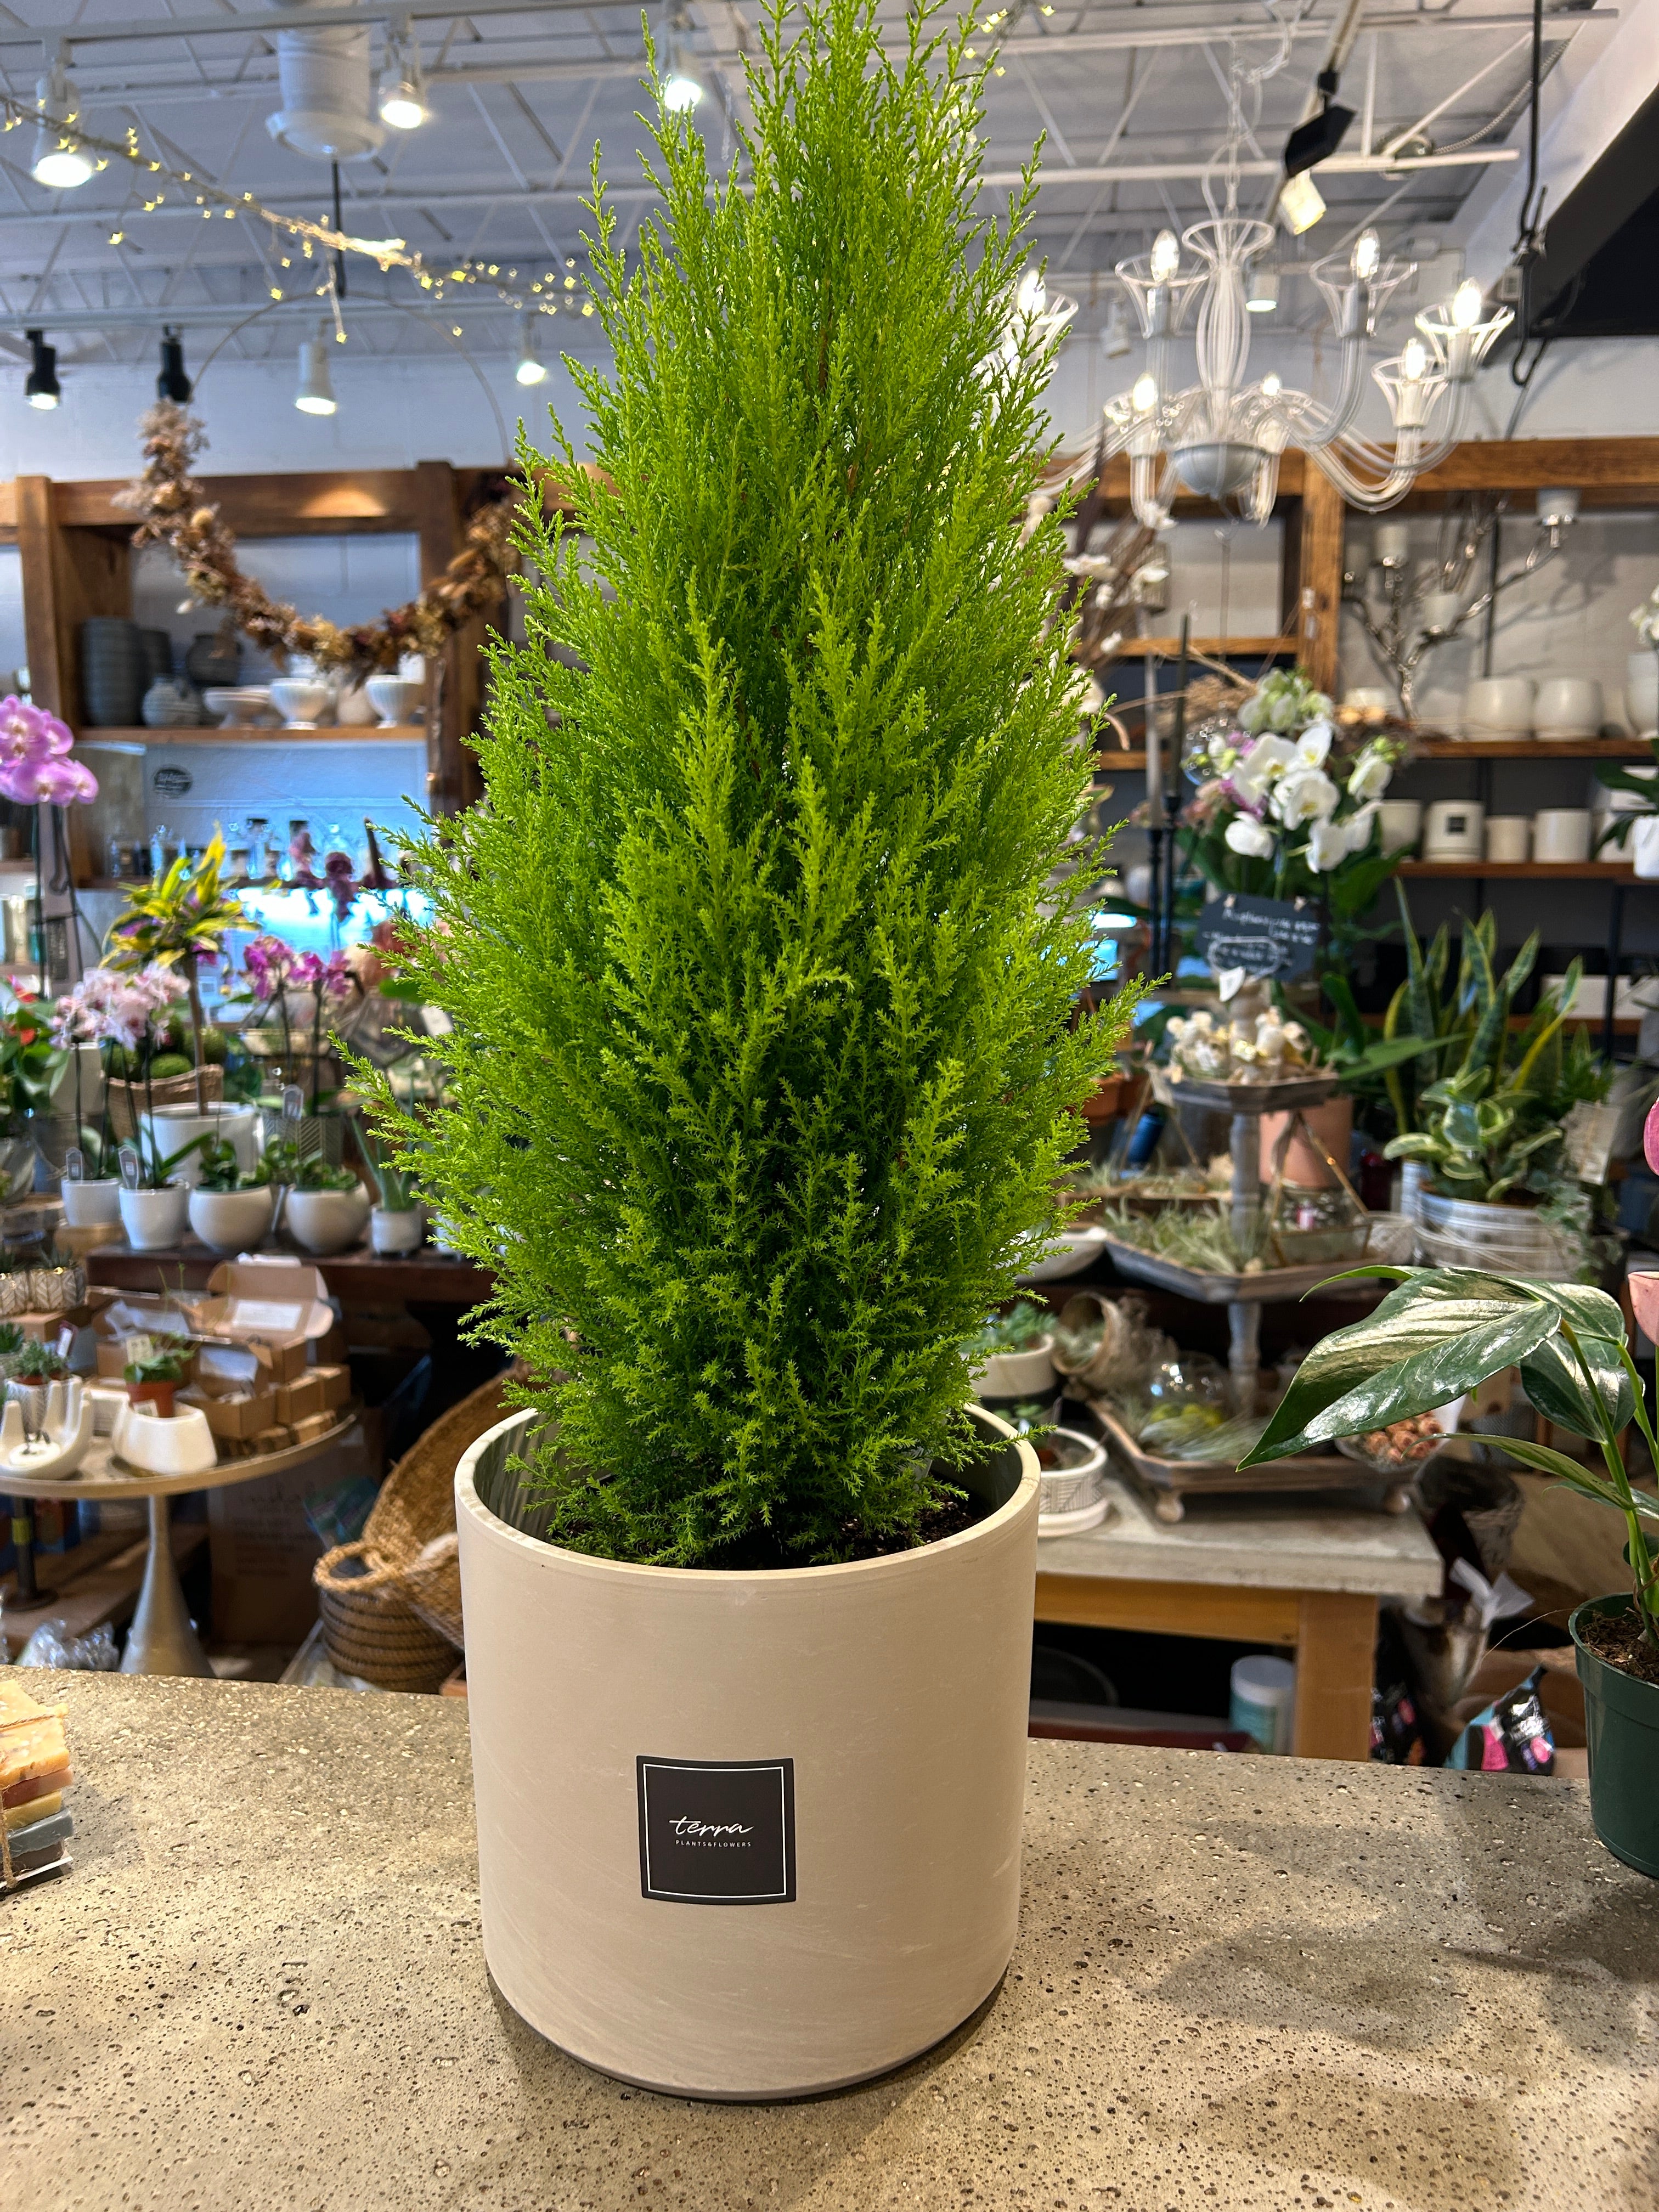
[1097,635,1293,660]
[76,725,426,748]
[1397,860,1637,880]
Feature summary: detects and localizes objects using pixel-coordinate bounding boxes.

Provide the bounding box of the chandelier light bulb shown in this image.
[1401,337,1429,383]
[662,22,705,117]
[1246,264,1279,314]
[1131,371,1159,415]
[1451,279,1484,330]
[378,18,427,127]
[1351,230,1380,283]
[31,65,93,190]
[1015,268,1047,318]
[1149,230,1180,284]
[1261,371,1282,399]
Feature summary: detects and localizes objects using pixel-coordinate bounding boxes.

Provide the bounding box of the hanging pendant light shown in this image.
[661,16,704,112]
[24,329,60,410]
[514,314,548,386]
[156,327,192,405]
[32,60,93,190]
[377,19,427,130]
[295,331,337,415]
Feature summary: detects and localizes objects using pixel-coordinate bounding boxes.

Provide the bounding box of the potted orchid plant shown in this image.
[0,693,98,993]
[1179,670,1408,973]
[232,936,358,1167]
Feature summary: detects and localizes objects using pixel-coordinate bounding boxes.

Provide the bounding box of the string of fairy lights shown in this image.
[3,76,601,409]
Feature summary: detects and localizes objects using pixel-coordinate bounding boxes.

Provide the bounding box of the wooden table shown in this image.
[1035,1471,1443,1760]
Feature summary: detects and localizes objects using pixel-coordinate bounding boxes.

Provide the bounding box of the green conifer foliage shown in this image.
[364,0,1136,1564]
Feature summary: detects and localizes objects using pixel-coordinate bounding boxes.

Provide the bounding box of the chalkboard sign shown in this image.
[637,1755,796,1905]
[1193,892,1322,980]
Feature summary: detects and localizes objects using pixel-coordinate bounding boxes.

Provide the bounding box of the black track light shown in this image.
[1284,69,1355,180]
[24,329,60,411]
[157,326,192,405]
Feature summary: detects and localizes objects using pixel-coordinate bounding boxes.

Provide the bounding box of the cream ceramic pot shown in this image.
[284,1184,370,1254]
[456,1407,1041,2100]
[969,1337,1056,1398]
[188,1183,274,1256]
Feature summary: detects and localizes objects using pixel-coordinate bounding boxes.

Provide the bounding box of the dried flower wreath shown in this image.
[116,402,520,679]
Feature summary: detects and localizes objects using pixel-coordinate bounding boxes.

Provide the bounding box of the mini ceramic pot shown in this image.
[1484,816,1531,863]
[1423,799,1483,860]
[60,1176,121,1228]
[1534,676,1603,737]
[968,1338,1056,1399]
[1377,799,1423,853]
[285,1184,371,1255]
[370,1204,425,1255]
[1532,808,1592,864]
[188,1183,275,1256]
[119,1181,190,1252]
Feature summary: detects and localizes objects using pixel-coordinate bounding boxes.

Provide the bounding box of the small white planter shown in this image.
[60,1177,122,1228]
[1035,1426,1111,1537]
[370,1204,425,1255]
[969,1336,1056,1398]
[1633,816,1659,882]
[285,1185,370,1255]
[119,1181,190,1252]
[143,1103,261,1189]
[456,1407,1040,2100]
[188,1184,275,1257]
[1626,649,1659,738]
[112,1400,217,1477]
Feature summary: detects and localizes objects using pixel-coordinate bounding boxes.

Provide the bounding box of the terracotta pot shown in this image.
[126,1378,177,1419]
[455,1407,1041,2098]
[1258,1094,1353,1190]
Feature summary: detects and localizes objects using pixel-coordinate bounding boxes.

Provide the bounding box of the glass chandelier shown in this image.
[1098,83,1512,522]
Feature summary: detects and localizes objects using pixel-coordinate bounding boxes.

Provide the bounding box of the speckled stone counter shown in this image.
[4,1671,1657,2212]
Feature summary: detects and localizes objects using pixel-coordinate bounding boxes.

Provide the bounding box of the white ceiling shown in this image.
[0,0,1630,369]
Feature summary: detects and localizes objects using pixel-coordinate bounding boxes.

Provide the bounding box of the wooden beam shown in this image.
[52,470,435,538]
[1290,1592,1378,1760]
[411,460,498,817]
[1294,463,1345,694]
[1034,1571,1301,1646]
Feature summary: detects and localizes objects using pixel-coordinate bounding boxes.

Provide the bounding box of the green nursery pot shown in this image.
[1571,1596,1659,1879]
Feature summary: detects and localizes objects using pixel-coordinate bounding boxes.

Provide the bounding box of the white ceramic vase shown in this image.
[60,1177,122,1228]
[455,1407,1041,2099]
[119,1181,190,1252]
[370,1204,425,1255]
[188,1184,275,1256]
[1633,816,1659,882]
[1627,650,1659,738]
[285,1185,370,1255]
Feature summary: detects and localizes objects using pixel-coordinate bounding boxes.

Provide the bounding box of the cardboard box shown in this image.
[193,1259,335,1386]
[177,1381,278,1443]
[93,1293,195,1380]
[274,1372,328,1425]
[311,1363,352,1412]
[292,1410,337,1447]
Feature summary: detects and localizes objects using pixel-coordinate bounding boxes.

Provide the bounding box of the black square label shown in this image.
[636,1756,795,1905]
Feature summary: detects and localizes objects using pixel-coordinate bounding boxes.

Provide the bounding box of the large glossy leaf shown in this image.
[1240,1288,1560,1464]
[1494,1435,1659,1523]
[1519,1331,1634,1440]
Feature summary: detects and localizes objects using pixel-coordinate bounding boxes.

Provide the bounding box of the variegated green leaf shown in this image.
[1518,1331,1633,1440]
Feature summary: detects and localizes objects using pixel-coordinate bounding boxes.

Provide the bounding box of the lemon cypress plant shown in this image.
[362,0,1133,1565]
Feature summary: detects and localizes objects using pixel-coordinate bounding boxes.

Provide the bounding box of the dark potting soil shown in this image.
[709,1488,994,1572]
[1577,1606,1659,1688]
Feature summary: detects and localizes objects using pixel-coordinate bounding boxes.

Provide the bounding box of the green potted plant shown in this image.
[186,1136,274,1256]
[358,0,1128,2098]
[353,1117,424,1256]
[0,992,65,1202]
[1242,1251,1658,1876]
[4,1335,70,1436]
[968,1300,1057,1400]
[282,1150,368,1256]
[122,1346,189,1419]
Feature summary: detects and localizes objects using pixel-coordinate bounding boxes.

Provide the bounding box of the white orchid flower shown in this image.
[1348,745,1393,801]
[1305,819,1347,872]
[1270,767,1340,828]
[1342,803,1380,855]
[1295,719,1334,768]
[1224,815,1276,859]
[1227,735,1297,808]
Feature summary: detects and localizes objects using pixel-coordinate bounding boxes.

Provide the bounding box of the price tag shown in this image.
[281,1085,304,1124]
[118,1144,143,1191]
[64,1146,84,1184]
[55,1325,74,1359]
[123,1333,156,1368]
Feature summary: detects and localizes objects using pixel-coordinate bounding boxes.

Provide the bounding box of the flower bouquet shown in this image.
[1177,670,1409,961]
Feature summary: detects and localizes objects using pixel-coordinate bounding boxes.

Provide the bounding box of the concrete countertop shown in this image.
[1039,1472,1446,1598]
[4,1671,1656,2212]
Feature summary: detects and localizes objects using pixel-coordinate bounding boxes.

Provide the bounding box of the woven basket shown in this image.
[313,1369,516,1688]
[105,1066,224,1142]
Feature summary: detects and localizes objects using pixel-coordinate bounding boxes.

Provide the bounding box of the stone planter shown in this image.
[119,1182,190,1253]
[285,1186,370,1255]
[455,1406,1040,2098]
[188,1184,275,1257]
[1571,1595,1659,1878]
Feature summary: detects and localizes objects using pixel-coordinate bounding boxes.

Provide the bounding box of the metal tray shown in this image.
[1093,1400,1415,1524]
[1167,1073,1342,1114]
[1101,1234,1368,1306]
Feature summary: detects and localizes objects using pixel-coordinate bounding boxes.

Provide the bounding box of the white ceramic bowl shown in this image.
[188,1183,275,1256]
[285,1184,371,1255]
[364,674,424,729]
[269,676,332,729]
[202,686,275,727]
[1462,676,1535,735]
